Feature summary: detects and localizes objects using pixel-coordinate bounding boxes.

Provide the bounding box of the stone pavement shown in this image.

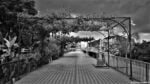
[15,50,131,84]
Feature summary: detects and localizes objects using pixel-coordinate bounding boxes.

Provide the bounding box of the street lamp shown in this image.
[107,30,110,66]
[129,17,133,80]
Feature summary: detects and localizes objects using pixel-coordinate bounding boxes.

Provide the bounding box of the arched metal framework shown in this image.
[18,16,133,79]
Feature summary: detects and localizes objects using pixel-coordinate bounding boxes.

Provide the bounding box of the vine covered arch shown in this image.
[19,16,133,79]
[18,16,132,58]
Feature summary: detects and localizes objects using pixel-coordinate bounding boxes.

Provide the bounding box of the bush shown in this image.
[39,38,60,64]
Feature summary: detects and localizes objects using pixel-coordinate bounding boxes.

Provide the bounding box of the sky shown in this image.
[35,0,150,41]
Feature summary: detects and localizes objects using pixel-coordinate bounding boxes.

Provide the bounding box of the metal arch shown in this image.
[18,16,131,41]
[97,31,107,38]
[18,16,132,79]
[18,16,130,31]
[105,18,129,36]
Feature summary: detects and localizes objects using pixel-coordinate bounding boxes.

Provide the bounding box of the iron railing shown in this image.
[104,55,150,82]
[0,58,39,84]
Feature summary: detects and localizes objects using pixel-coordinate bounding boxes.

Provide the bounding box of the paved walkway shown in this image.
[15,50,131,84]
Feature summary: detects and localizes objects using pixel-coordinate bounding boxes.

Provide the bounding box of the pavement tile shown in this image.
[15,51,131,84]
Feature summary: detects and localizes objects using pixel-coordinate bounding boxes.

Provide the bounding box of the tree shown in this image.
[104,35,134,57]
[132,41,150,62]
[0,0,38,62]
[0,0,37,39]
[21,29,33,47]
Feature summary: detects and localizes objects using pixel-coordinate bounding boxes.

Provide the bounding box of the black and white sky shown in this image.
[35,0,150,41]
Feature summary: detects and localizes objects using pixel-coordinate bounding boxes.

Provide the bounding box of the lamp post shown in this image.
[129,17,133,80]
[98,39,100,59]
[107,30,110,66]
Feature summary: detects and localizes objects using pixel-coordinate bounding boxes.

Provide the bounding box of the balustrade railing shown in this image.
[0,57,39,84]
[104,55,150,82]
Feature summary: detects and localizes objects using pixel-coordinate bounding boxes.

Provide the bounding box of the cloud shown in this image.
[69,31,107,40]
[35,0,150,40]
[36,0,150,33]
[139,33,150,42]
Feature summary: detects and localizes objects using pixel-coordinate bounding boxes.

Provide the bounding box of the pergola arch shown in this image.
[19,16,133,79]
